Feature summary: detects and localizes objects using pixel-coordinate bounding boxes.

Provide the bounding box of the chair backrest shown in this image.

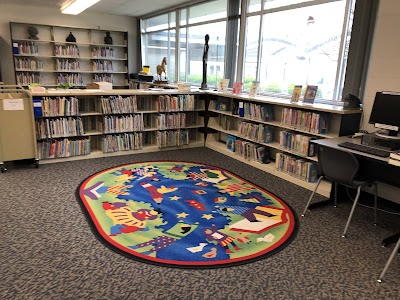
[317,145,360,186]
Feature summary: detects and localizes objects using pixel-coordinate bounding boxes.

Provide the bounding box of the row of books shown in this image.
[56,59,80,71]
[157,95,196,112]
[213,97,230,112]
[103,114,144,133]
[101,96,138,114]
[15,58,43,70]
[91,47,115,58]
[94,74,113,83]
[37,137,90,159]
[35,96,79,117]
[55,45,80,57]
[57,73,84,86]
[92,60,113,72]
[226,135,266,163]
[279,131,316,157]
[101,132,143,153]
[35,117,84,139]
[15,42,39,55]
[233,101,274,122]
[281,108,328,134]
[16,73,41,85]
[237,121,273,144]
[155,113,186,130]
[275,152,319,182]
[156,130,190,148]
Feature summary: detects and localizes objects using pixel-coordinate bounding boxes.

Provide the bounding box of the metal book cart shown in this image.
[0,85,38,172]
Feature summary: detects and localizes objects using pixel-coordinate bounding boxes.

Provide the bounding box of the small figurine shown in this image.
[28,26,39,40]
[156,57,167,81]
[104,31,113,45]
[66,32,76,43]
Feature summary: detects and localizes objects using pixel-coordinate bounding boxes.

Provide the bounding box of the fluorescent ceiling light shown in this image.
[61,0,101,15]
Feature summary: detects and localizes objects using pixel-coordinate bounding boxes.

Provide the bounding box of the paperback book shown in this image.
[303,85,318,104]
[291,85,302,103]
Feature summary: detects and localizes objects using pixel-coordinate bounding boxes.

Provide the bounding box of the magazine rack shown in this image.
[0,85,38,172]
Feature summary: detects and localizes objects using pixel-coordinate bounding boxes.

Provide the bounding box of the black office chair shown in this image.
[378,235,400,282]
[301,145,378,238]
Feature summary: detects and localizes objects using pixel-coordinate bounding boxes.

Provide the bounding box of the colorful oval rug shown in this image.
[77,161,298,268]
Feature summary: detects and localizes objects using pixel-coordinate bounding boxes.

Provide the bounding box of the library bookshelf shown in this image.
[10,22,129,88]
[204,91,362,197]
[31,89,205,164]
[27,89,361,197]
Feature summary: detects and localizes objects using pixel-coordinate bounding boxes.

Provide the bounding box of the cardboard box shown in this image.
[86,82,113,90]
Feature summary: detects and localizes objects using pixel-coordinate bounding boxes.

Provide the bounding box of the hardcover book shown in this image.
[303,85,318,104]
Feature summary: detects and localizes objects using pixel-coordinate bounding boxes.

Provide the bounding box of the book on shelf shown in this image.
[232,81,243,95]
[290,85,302,103]
[218,79,230,92]
[248,81,260,97]
[303,85,318,104]
[226,134,236,152]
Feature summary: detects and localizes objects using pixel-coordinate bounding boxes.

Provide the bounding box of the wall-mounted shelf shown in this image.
[10,22,129,88]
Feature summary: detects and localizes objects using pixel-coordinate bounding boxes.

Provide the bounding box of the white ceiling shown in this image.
[0,0,193,17]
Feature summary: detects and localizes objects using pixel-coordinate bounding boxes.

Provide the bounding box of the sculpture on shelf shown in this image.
[66,32,76,43]
[156,57,167,81]
[200,34,209,90]
[104,31,113,45]
[28,26,39,40]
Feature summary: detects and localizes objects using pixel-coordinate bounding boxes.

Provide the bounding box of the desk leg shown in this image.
[308,182,348,210]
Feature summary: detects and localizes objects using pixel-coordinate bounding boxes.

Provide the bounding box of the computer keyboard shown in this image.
[338,141,391,157]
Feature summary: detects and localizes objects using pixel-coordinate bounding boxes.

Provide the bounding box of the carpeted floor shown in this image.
[0,147,399,299]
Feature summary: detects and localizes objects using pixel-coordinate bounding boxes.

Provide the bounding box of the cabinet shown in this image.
[204,91,362,197]
[10,22,129,88]
[0,86,38,172]
[31,90,205,163]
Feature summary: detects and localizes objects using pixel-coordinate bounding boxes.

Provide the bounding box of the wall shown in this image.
[0,4,138,84]
[362,0,400,204]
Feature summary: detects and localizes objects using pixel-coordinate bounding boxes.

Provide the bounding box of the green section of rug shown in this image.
[77,161,298,268]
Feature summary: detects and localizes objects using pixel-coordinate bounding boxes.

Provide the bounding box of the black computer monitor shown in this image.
[369,91,400,138]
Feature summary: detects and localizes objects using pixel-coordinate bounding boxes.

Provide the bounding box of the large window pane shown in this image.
[243,16,260,89]
[143,31,175,81]
[258,1,346,99]
[187,22,226,87]
[143,14,169,32]
[248,0,262,13]
[179,28,187,81]
[263,0,314,10]
[189,0,227,24]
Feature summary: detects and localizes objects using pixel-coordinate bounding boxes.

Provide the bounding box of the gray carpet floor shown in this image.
[0,147,399,300]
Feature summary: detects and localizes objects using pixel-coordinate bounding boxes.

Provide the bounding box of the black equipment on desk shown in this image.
[338,141,391,157]
[361,134,400,151]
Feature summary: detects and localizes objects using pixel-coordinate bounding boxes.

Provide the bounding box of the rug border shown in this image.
[75,160,299,269]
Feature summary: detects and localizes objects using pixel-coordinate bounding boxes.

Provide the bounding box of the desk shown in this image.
[312,136,400,186]
[312,136,400,247]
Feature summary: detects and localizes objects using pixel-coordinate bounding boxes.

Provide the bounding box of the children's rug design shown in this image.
[77,161,298,268]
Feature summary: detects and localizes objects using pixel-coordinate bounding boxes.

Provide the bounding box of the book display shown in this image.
[10,22,129,88]
[205,91,362,197]
[31,90,205,161]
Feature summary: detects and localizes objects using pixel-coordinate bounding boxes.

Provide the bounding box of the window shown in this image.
[141,0,374,102]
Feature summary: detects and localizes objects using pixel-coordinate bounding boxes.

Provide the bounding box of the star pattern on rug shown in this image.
[201,214,214,220]
[177,212,189,218]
